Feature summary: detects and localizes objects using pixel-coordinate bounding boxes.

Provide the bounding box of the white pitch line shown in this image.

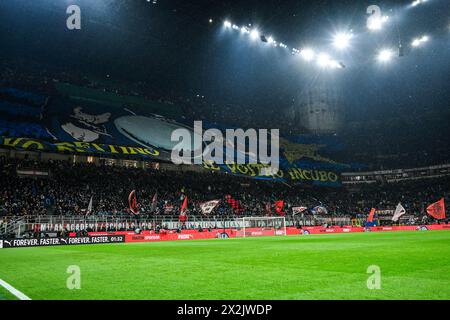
[0,279,31,300]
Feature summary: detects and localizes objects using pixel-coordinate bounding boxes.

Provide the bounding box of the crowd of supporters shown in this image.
[0,156,448,223]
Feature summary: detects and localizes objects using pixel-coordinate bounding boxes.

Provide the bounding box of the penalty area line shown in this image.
[0,278,31,300]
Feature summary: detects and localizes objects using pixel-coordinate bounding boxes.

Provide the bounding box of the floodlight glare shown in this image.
[411,35,429,47]
[377,49,394,62]
[224,21,232,28]
[250,29,259,40]
[241,26,249,34]
[368,15,389,31]
[333,32,352,49]
[300,48,315,61]
[412,0,428,7]
[317,53,332,67]
[267,36,274,44]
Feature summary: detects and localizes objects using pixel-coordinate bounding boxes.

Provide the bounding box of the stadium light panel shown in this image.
[377,49,394,62]
[333,32,352,49]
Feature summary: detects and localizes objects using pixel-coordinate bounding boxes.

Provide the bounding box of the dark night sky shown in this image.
[1,0,449,122]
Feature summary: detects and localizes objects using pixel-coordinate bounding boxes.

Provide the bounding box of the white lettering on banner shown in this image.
[171,121,280,173]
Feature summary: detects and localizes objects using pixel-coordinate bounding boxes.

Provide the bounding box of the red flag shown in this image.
[427,198,446,220]
[179,196,188,222]
[128,190,139,215]
[275,200,285,216]
[367,208,376,223]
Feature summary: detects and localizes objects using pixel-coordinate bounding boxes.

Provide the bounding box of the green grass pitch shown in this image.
[1,230,450,300]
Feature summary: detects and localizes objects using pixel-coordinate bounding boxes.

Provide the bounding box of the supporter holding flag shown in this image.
[427,198,446,220]
[365,208,377,227]
[392,203,406,222]
[367,208,376,223]
[179,195,188,223]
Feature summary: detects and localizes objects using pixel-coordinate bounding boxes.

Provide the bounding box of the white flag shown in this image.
[292,206,308,215]
[87,196,93,214]
[392,203,406,222]
[200,200,220,215]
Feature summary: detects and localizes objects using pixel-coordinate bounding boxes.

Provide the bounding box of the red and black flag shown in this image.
[427,198,446,220]
[128,190,139,215]
[179,195,188,222]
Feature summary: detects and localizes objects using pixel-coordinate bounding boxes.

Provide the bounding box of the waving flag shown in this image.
[367,208,376,223]
[392,203,406,222]
[87,196,93,215]
[292,206,308,216]
[128,190,139,215]
[179,196,188,222]
[151,191,158,212]
[311,206,328,215]
[427,198,446,220]
[200,200,220,215]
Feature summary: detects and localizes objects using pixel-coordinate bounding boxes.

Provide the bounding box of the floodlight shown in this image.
[317,53,332,67]
[224,21,232,28]
[377,49,394,62]
[250,29,259,40]
[300,48,315,61]
[333,32,352,49]
[411,35,429,47]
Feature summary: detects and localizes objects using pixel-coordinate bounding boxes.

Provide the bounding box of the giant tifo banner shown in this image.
[0,85,347,186]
